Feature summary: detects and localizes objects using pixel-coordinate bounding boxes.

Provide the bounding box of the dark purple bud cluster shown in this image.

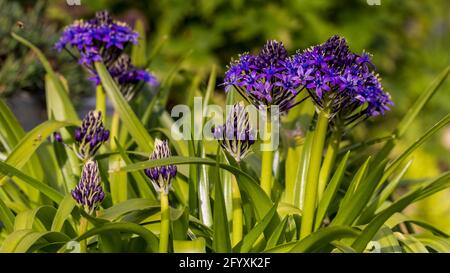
[90,55,158,101]
[71,159,105,215]
[55,10,138,66]
[287,35,393,121]
[74,110,109,160]
[144,139,177,194]
[213,102,256,162]
[223,40,302,114]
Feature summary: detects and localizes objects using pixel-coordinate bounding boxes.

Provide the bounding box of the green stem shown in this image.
[300,110,329,239]
[317,129,342,202]
[79,216,88,253]
[96,85,106,124]
[231,175,243,246]
[159,192,170,253]
[260,118,273,197]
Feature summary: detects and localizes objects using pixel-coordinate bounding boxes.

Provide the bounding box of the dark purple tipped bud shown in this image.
[143,139,177,194]
[71,160,104,214]
[74,110,109,160]
[75,128,82,142]
[214,102,255,162]
[102,130,110,141]
[54,132,63,143]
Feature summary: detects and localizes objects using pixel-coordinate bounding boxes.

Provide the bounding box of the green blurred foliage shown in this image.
[0,0,90,102]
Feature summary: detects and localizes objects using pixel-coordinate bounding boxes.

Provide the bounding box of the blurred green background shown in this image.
[1,0,449,230]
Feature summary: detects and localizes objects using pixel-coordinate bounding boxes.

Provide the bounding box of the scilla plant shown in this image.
[0,10,449,253]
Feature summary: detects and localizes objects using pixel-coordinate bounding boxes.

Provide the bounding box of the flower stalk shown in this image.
[260,117,273,197]
[318,128,342,202]
[159,191,170,253]
[231,175,243,246]
[95,85,106,125]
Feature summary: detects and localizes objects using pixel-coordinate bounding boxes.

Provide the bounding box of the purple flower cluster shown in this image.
[74,110,110,160]
[213,102,256,162]
[224,36,393,121]
[224,40,302,114]
[55,10,138,66]
[90,55,158,101]
[288,35,393,119]
[72,160,105,214]
[56,10,158,101]
[144,139,177,194]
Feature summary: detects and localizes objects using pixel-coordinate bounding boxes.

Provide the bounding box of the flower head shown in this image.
[223,40,302,114]
[290,35,393,123]
[213,102,256,162]
[90,55,158,101]
[144,139,177,194]
[71,160,105,215]
[74,110,109,160]
[55,10,138,67]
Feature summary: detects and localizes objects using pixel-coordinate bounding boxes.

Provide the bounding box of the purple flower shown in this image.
[72,160,105,214]
[55,10,138,67]
[213,102,255,162]
[74,110,110,160]
[223,40,302,114]
[291,35,393,121]
[143,139,177,194]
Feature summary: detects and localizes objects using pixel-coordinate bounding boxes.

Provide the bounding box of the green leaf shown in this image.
[0,197,15,233]
[315,151,350,230]
[14,231,70,253]
[395,233,429,253]
[0,120,76,184]
[289,226,359,253]
[131,19,147,67]
[51,195,76,232]
[265,216,289,250]
[369,225,402,253]
[14,206,56,231]
[173,238,206,253]
[351,172,450,252]
[0,161,64,204]
[213,171,231,253]
[294,131,314,209]
[332,157,373,226]
[379,114,450,189]
[99,198,160,221]
[94,61,154,152]
[415,234,450,252]
[236,204,278,253]
[120,156,259,186]
[385,213,450,238]
[77,222,159,253]
[0,229,34,253]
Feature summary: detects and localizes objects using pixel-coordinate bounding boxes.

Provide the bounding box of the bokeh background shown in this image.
[1,0,449,230]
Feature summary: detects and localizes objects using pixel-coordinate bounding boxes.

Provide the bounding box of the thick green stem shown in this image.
[300,110,329,239]
[231,175,243,246]
[159,192,170,253]
[317,129,342,202]
[79,216,88,253]
[96,85,106,124]
[260,118,273,197]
